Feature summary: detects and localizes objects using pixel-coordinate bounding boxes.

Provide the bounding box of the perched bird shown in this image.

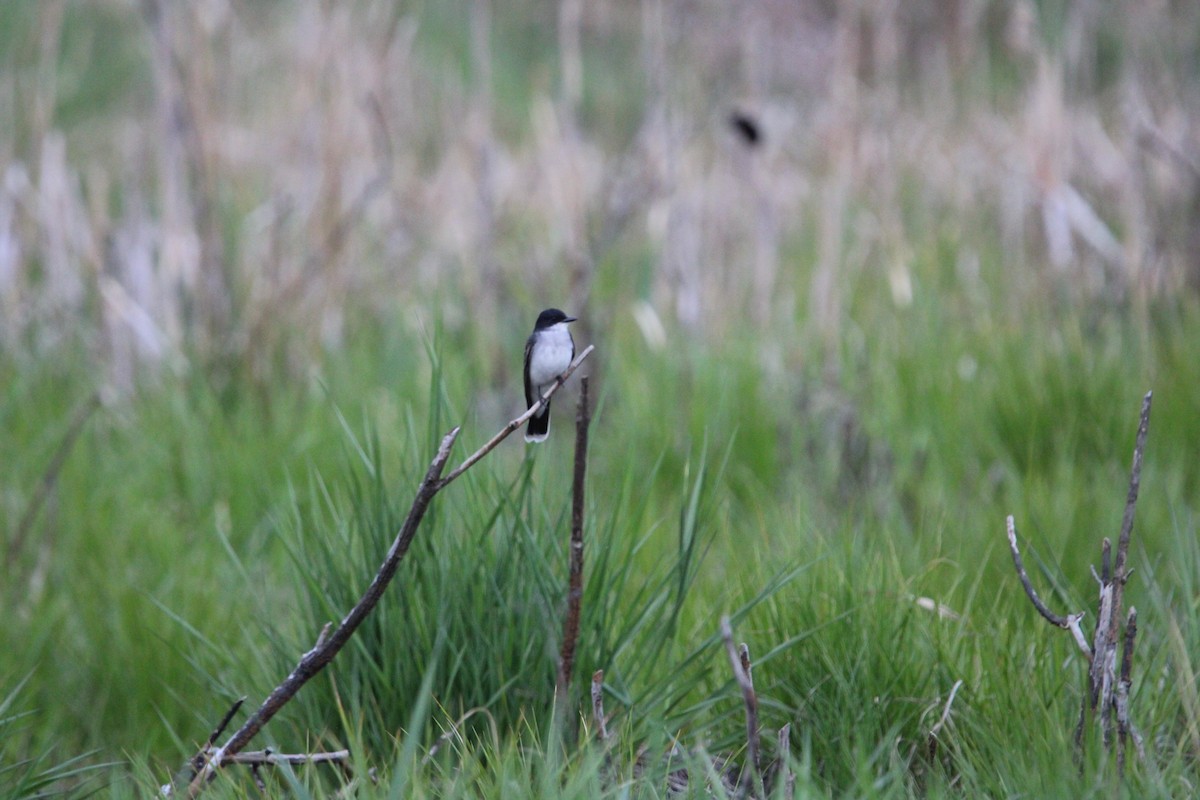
[523,308,577,443]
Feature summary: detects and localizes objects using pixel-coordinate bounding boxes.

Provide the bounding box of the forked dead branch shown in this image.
[1007,390,1151,776]
[167,345,594,797]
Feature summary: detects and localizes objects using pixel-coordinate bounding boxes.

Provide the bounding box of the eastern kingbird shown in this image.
[523,308,577,443]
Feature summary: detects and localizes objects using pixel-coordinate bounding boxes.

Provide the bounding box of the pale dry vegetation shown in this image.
[2,0,1196,383]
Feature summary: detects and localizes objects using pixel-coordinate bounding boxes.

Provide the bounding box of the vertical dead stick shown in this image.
[720,616,761,794]
[1006,516,1092,658]
[8,391,101,566]
[1096,391,1152,747]
[1104,392,1151,689]
[557,376,591,701]
[591,670,609,741]
[1114,392,1151,582]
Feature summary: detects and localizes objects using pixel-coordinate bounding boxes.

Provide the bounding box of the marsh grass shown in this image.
[3,1,1200,798]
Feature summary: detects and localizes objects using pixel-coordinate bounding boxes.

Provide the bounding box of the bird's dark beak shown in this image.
[564,316,578,323]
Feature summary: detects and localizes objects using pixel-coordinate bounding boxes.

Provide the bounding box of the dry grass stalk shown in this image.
[720,616,762,797]
[556,376,591,705]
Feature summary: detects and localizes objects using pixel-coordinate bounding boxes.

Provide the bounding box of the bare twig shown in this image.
[927,680,964,761]
[207,698,245,747]
[1006,516,1092,659]
[249,764,266,794]
[8,391,100,567]
[1016,393,1152,768]
[720,616,761,795]
[556,376,591,702]
[1093,392,1152,748]
[1115,392,1151,582]
[224,749,350,766]
[591,670,609,742]
[437,345,595,487]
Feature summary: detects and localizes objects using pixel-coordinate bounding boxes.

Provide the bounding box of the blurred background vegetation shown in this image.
[1,0,1199,796]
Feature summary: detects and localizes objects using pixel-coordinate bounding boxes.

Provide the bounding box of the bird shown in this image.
[523,308,577,443]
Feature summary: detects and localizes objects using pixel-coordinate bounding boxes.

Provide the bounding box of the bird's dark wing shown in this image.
[523,333,535,408]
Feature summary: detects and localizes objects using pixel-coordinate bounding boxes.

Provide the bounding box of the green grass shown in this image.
[3,2,1200,798]
[4,291,1200,798]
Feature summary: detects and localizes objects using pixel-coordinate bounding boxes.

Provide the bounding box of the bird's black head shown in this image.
[534,308,577,329]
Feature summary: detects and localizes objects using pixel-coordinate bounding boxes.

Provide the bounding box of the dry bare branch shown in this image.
[224,749,350,767]
[1115,392,1151,583]
[1019,393,1152,768]
[1092,391,1151,749]
[1006,516,1092,659]
[556,376,591,703]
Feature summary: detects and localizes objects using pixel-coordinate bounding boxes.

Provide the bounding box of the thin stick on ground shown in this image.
[720,616,761,796]
[1006,516,1092,658]
[556,376,591,703]
[175,346,596,797]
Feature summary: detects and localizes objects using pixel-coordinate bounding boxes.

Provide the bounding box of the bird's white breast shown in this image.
[529,323,574,387]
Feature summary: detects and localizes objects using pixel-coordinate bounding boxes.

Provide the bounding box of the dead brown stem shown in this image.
[720,616,761,796]
[556,376,591,703]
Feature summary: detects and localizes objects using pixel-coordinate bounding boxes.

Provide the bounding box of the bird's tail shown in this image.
[525,402,551,443]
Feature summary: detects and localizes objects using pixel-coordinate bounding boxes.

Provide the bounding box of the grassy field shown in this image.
[2,1,1200,797]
